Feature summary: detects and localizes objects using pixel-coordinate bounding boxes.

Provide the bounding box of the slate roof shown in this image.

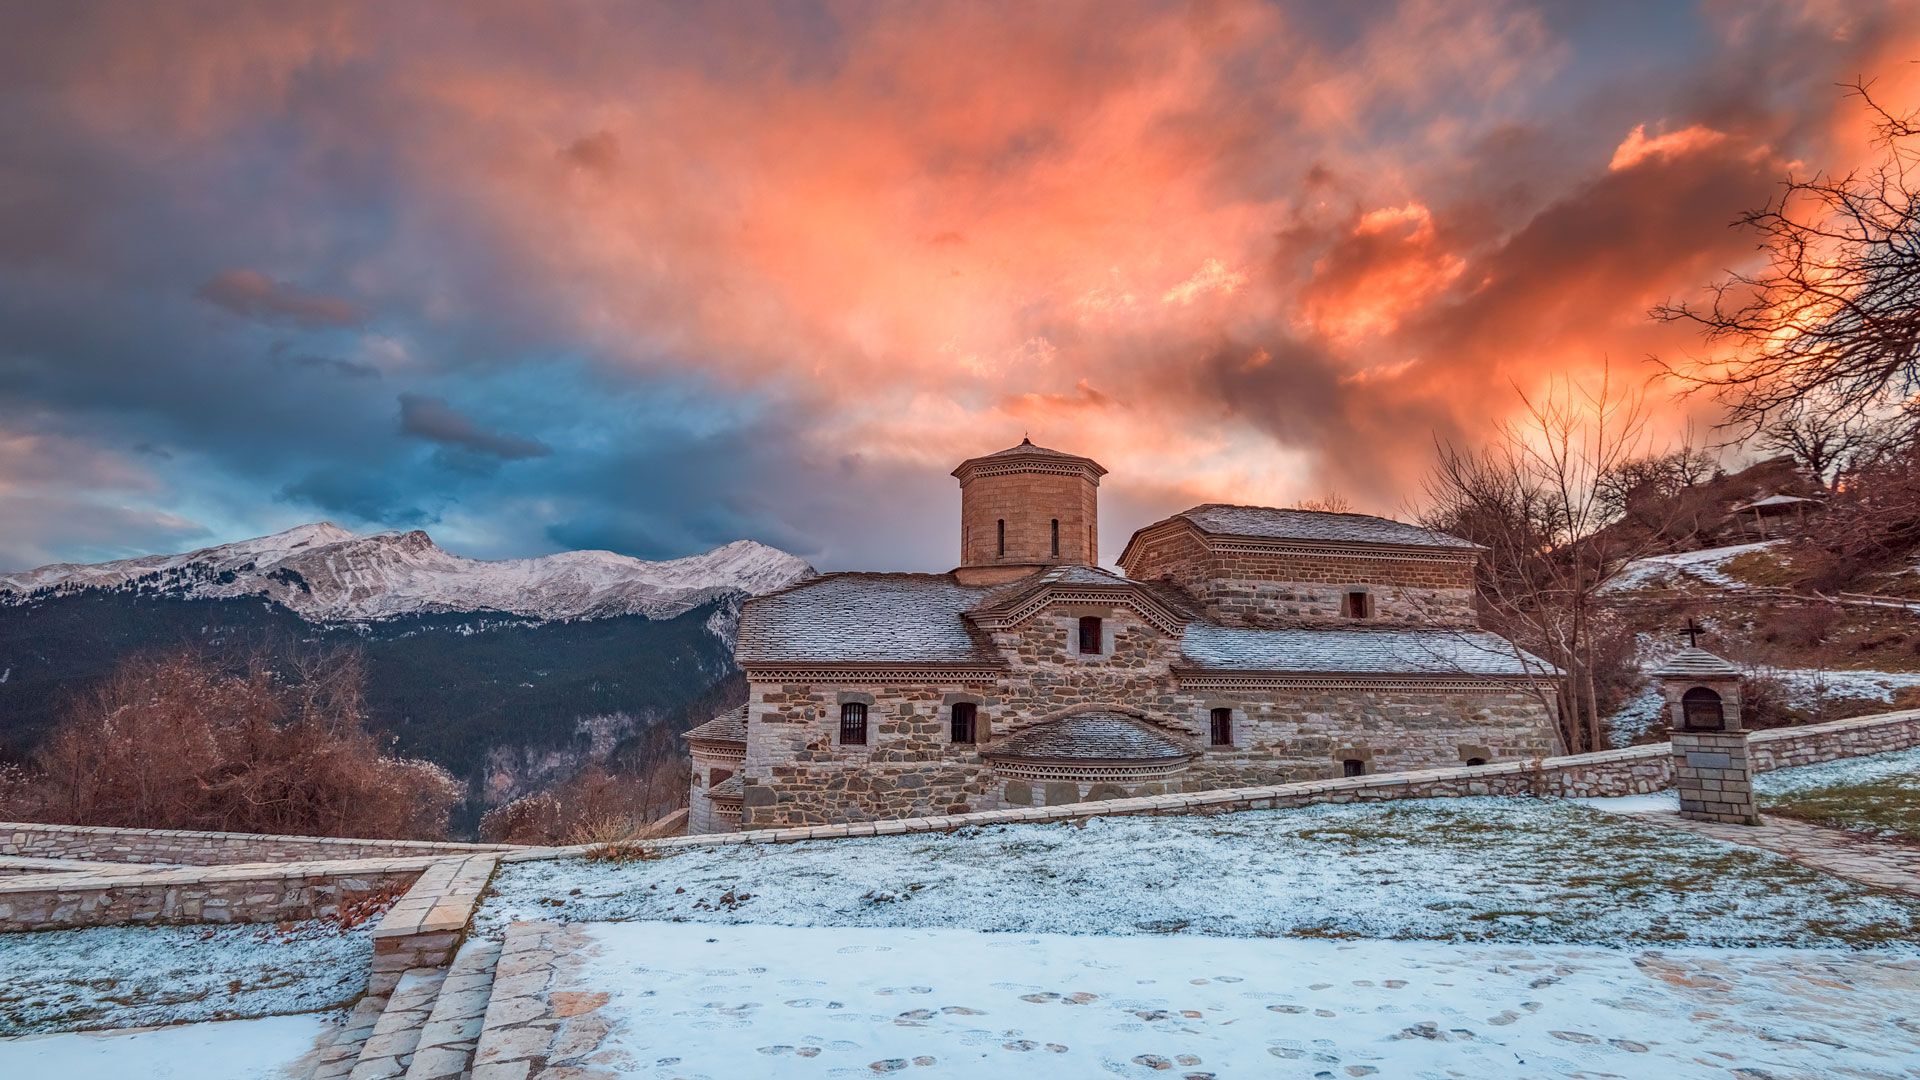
[1178,625,1555,676]
[1173,504,1479,549]
[952,438,1107,478]
[1650,647,1743,679]
[969,563,1141,615]
[735,572,1001,665]
[984,712,1197,763]
[685,704,747,744]
[708,773,743,800]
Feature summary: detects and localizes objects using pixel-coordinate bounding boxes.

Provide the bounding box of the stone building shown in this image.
[684,439,1561,832]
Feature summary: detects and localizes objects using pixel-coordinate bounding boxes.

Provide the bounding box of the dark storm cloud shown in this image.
[0,1,1916,573]
[396,394,552,461]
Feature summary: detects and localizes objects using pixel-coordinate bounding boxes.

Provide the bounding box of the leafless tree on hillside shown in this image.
[1654,78,1920,436]
[1757,397,1881,486]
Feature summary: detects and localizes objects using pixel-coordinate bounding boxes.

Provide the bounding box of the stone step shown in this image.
[347,965,447,1080]
[310,991,391,1080]
[403,937,504,1080]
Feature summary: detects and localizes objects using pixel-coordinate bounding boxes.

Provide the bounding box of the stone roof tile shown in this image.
[1178,504,1479,549]
[685,704,747,744]
[1650,647,1743,679]
[736,572,1002,665]
[1179,624,1555,676]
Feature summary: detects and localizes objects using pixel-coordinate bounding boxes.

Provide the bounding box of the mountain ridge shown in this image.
[0,523,815,623]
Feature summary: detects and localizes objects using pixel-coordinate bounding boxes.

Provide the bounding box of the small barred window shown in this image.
[840,702,868,745]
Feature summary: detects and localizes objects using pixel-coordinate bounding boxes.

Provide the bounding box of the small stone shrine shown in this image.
[1654,629,1758,826]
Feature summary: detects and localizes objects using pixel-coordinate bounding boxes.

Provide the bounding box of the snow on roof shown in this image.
[685,705,747,744]
[735,573,1001,665]
[984,712,1197,763]
[1650,647,1743,680]
[1734,493,1822,512]
[1179,624,1554,676]
[708,773,743,800]
[1173,504,1479,549]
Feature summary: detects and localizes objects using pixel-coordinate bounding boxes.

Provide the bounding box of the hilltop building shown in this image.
[686,440,1561,832]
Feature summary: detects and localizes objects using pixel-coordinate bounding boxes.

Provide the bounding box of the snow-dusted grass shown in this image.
[0,920,373,1035]
[1755,746,1920,842]
[1769,666,1920,703]
[1601,541,1780,593]
[568,921,1920,1080]
[0,1012,333,1080]
[479,799,1920,948]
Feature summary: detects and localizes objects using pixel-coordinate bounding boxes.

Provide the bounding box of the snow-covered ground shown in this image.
[1755,746,1920,797]
[1601,541,1780,593]
[0,920,373,1035]
[0,1012,331,1080]
[478,799,1920,948]
[1768,666,1920,703]
[563,921,1920,1080]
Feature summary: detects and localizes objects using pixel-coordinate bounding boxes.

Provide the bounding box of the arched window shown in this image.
[997,519,1006,558]
[1209,707,1233,746]
[1341,758,1366,777]
[1050,518,1060,558]
[840,702,868,745]
[1077,615,1103,655]
[1681,687,1725,731]
[1464,757,1487,767]
[950,702,977,745]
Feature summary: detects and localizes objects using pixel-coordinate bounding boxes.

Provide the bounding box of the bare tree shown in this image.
[1756,397,1880,485]
[1421,370,1684,753]
[1654,79,1920,435]
[1295,492,1355,513]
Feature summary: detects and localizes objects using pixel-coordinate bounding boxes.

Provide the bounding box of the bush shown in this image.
[1,649,460,839]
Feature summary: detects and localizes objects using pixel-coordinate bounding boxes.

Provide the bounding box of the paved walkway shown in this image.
[1640,811,1920,896]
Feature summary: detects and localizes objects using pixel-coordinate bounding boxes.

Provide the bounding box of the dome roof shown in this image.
[984,712,1196,765]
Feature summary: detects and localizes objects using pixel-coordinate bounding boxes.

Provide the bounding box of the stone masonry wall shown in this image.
[0,857,435,932]
[1120,525,1476,628]
[959,470,1097,567]
[620,708,1920,853]
[1,822,510,865]
[741,604,1562,828]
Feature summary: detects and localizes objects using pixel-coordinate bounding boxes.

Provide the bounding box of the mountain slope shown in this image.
[0,523,814,622]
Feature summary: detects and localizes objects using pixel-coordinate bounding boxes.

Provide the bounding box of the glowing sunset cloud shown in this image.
[0,1,1915,570]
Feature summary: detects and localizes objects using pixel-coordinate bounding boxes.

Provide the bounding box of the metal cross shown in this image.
[1683,618,1703,648]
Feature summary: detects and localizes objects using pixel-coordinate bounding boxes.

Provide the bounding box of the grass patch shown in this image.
[1763,777,1920,844]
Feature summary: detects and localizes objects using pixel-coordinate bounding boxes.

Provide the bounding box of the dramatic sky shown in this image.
[2,1,1917,572]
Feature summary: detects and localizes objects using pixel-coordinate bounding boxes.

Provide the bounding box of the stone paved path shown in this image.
[1640,811,1920,896]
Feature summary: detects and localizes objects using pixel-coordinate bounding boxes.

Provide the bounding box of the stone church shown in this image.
[686,440,1561,832]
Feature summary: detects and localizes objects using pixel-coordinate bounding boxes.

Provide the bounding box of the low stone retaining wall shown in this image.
[503,708,1920,861]
[0,855,448,933]
[0,821,513,866]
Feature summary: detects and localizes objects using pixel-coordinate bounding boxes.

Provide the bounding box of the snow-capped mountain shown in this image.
[0,522,815,623]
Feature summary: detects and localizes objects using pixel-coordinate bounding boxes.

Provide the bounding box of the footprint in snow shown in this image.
[875,986,933,996]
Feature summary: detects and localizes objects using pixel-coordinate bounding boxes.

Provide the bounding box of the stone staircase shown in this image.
[301,855,505,1080]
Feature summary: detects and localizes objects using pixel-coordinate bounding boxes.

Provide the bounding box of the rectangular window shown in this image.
[1051,518,1060,558]
[1344,590,1371,619]
[1342,758,1366,777]
[840,702,868,746]
[950,702,977,745]
[1209,707,1233,747]
[997,519,1006,558]
[1077,615,1103,655]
